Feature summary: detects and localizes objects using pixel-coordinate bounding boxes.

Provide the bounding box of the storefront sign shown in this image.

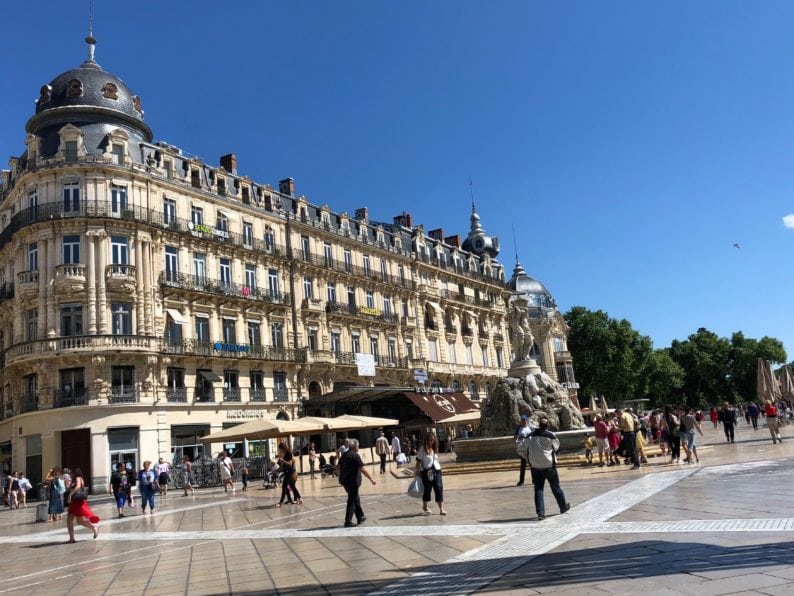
[226,409,267,420]
[214,342,250,353]
[187,221,214,236]
[358,306,381,317]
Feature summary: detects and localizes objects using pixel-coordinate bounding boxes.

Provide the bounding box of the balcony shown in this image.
[444,324,457,334]
[21,393,39,413]
[55,264,87,294]
[3,335,159,365]
[54,388,88,408]
[223,388,242,402]
[249,388,266,402]
[462,327,474,338]
[160,272,291,307]
[273,387,289,402]
[493,333,505,343]
[17,270,39,298]
[106,264,136,293]
[325,302,399,325]
[166,387,188,403]
[109,388,139,404]
[293,251,415,289]
[195,389,215,403]
[301,298,325,313]
[401,316,416,328]
[554,350,573,363]
[161,338,307,363]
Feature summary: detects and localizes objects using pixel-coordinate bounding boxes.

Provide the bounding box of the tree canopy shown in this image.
[564,307,786,408]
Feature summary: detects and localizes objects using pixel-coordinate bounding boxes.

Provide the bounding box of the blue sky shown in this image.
[2,1,793,360]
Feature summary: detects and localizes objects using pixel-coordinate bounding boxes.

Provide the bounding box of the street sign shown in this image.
[413,369,428,382]
[355,353,376,377]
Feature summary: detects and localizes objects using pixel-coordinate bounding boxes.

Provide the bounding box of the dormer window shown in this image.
[111,143,124,165]
[67,79,83,97]
[37,85,52,107]
[102,83,118,100]
[217,177,226,196]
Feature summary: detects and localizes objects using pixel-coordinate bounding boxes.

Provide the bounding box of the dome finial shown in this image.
[85,0,96,63]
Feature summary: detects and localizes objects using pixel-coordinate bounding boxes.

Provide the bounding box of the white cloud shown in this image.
[784,214,794,229]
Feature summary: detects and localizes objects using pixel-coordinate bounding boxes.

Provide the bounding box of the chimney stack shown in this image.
[355,208,369,222]
[279,177,295,196]
[393,212,413,229]
[445,235,460,248]
[219,153,237,175]
[428,228,444,241]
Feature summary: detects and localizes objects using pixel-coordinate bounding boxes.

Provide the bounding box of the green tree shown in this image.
[564,306,653,402]
[639,349,685,409]
[729,332,786,402]
[669,328,733,407]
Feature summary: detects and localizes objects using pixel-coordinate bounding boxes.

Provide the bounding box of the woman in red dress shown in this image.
[66,468,99,543]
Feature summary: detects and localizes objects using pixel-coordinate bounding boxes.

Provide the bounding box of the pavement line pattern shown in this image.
[584,518,794,533]
[372,467,699,596]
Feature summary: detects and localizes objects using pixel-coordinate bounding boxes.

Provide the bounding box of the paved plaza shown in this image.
[2,420,794,596]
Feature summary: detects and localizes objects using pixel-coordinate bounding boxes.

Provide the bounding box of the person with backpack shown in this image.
[137,461,157,515]
[108,464,129,518]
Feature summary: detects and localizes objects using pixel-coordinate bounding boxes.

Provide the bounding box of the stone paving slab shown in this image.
[0,420,793,595]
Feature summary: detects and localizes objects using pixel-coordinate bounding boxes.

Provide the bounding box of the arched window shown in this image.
[469,381,479,400]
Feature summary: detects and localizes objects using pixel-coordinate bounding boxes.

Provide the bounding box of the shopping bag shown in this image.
[407,476,424,498]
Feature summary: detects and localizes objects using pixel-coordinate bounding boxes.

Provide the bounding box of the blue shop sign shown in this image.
[214,342,250,353]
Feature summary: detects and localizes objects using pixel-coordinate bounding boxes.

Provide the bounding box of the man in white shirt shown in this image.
[375,431,390,474]
[527,417,571,521]
[391,433,402,467]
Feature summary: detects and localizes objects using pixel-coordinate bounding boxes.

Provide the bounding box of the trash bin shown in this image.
[36,502,48,523]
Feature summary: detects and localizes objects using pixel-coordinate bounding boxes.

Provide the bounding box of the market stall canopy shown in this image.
[333,414,399,429]
[200,418,320,443]
[297,416,368,431]
[404,391,478,423]
[437,410,481,424]
[757,358,782,403]
[780,366,794,401]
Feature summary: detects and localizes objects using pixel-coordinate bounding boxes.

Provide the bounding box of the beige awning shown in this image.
[425,301,443,315]
[333,414,399,429]
[200,418,321,443]
[437,410,480,424]
[166,308,188,325]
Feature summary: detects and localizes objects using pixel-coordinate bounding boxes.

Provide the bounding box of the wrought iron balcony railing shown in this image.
[161,338,307,363]
[159,272,291,306]
[54,388,88,408]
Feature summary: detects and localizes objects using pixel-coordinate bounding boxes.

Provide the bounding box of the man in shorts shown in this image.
[156,458,171,496]
[593,414,610,467]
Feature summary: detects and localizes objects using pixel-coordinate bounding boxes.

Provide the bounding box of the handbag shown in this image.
[407,476,424,499]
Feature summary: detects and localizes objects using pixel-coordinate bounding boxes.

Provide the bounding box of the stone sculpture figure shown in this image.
[509,298,534,362]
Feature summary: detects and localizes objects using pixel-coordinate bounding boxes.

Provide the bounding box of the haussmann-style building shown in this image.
[0,36,574,491]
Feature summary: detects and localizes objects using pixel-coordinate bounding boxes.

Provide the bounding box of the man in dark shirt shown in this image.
[338,438,377,527]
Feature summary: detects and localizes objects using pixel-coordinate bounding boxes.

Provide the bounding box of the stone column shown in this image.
[209,306,220,343]
[96,231,108,334]
[37,235,48,338]
[140,233,153,336]
[46,235,57,337]
[86,231,97,334]
[135,236,144,335]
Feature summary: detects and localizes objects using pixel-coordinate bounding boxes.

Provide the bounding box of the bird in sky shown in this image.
[733,243,741,249]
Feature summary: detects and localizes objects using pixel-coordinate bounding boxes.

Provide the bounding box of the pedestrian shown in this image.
[391,433,402,467]
[275,443,302,507]
[108,465,129,518]
[747,402,760,430]
[217,451,236,494]
[126,461,136,508]
[156,458,170,496]
[338,438,376,527]
[308,443,317,479]
[62,467,72,510]
[663,405,682,463]
[375,431,390,474]
[137,460,157,515]
[593,414,611,467]
[45,467,65,521]
[681,406,704,463]
[709,407,719,430]
[719,402,737,443]
[527,417,571,521]
[765,400,782,444]
[241,464,249,491]
[514,415,533,484]
[617,407,640,469]
[7,472,19,509]
[583,433,595,465]
[66,468,99,542]
[607,423,622,465]
[415,431,447,515]
[17,472,32,507]
[181,455,195,496]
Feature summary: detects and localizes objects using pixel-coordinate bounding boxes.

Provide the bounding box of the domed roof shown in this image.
[507,261,556,309]
[35,59,143,122]
[26,38,152,143]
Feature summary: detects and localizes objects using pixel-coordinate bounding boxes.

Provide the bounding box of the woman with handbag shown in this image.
[45,467,65,521]
[415,432,447,515]
[275,443,302,507]
[66,468,99,543]
[138,461,157,515]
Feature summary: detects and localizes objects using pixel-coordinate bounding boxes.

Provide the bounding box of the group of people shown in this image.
[708,400,787,444]
[2,471,33,509]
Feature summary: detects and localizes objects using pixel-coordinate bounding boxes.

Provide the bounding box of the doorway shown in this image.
[61,429,91,488]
